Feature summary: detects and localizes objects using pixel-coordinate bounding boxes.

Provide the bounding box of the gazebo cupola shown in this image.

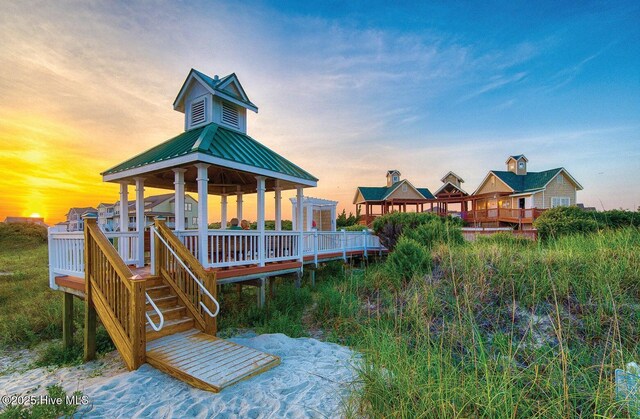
[386,170,401,187]
[173,69,259,134]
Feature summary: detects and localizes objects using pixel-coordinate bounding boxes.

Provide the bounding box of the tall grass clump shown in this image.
[535,206,640,240]
[372,212,462,250]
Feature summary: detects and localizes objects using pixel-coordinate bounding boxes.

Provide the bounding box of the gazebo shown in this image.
[101,69,317,268]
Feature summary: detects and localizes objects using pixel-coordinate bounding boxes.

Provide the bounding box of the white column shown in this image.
[236,188,243,222]
[118,181,129,232]
[196,163,210,265]
[306,203,313,231]
[220,194,228,229]
[296,186,304,262]
[330,206,337,231]
[256,176,266,266]
[173,168,187,231]
[134,177,145,267]
[274,183,282,231]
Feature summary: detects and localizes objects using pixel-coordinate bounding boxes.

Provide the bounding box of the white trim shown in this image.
[508,190,542,198]
[103,152,317,187]
[472,171,514,196]
[505,155,528,164]
[439,171,465,184]
[542,168,584,191]
[434,181,468,196]
[383,179,427,200]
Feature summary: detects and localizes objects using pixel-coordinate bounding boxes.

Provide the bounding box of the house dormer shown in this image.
[506,155,528,175]
[386,170,401,187]
[173,69,258,133]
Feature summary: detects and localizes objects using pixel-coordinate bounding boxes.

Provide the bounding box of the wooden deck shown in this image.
[146,329,280,392]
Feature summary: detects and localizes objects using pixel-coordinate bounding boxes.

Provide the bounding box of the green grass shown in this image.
[0,225,114,367]
[220,228,640,417]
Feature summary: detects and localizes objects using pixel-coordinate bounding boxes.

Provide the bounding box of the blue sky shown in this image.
[0,0,638,221]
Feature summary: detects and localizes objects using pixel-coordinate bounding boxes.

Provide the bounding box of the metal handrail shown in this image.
[145,293,165,332]
[151,227,220,318]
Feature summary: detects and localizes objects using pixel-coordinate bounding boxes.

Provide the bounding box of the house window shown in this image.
[192,217,198,225]
[402,184,408,192]
[185,203,192,211]
[392,176,399,183]
[551,197,570,208]
[518,162,525,169]
[557,175,564,184]
[509,163,515,171]
[221,102,239,127]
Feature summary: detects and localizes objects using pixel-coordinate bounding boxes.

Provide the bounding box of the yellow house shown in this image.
[466,155,583,227]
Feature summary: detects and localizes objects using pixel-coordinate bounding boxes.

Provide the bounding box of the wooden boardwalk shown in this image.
[146,329,280,392]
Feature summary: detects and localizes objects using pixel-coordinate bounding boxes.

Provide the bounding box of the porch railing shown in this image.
[49,228,385,290]
[49,229,140,287]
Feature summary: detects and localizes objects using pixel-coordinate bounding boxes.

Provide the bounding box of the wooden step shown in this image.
[146,305,187,323]
[146,329,280,393]
[145,276,163,287]
[146,317,194,341]
[146,284,172,298]
[146,294,178,309]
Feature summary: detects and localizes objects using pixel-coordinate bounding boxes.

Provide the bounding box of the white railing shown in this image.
[151,226,220,318]
[49,230,85,289]
[145,293,165,332]
[206,230,261,268]
[174,230,199,259]
[264,231,299,263]
[104,231,139,265]
[49,228,386,288]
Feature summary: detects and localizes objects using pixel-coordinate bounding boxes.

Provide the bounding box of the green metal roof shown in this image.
[356,182,434,201]
[492,168,563,193]
[102,123,317,181]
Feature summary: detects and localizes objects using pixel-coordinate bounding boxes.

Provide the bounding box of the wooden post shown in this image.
[129,278,146,368]
[257,277,266,308]
[63,293,74,350]
[84,218,96,362]
[203,272,218,335]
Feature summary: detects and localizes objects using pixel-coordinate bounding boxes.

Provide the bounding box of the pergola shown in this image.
[101,123,317,267]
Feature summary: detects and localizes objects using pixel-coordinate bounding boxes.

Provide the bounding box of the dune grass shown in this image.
[0,225,114,367]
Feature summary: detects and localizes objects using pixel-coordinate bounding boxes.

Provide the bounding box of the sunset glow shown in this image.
[0,2,638,225]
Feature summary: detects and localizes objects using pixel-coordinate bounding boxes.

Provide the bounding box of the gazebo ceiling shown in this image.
[116,164,304,195]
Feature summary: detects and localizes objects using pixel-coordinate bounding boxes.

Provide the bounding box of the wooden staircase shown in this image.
[82,219,280,392]
[144,276,194,341]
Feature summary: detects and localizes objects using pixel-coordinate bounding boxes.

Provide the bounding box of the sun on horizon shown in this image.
[29,213,41,218]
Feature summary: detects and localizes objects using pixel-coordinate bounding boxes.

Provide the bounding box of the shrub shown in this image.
[534,207,601,240]
[403,220,464,249]
[0,222,47,249]
[372,212,459,251]
[385,237,431,288]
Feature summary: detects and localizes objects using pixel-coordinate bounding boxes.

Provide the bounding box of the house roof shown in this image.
[101,122,317,182]
[173,69,258,112]
[440,171,465,183]
[491,168,581,193]
[355,181,435,203]
[66,207,97,216]
[434,181,468,196]
[506,154,528,163]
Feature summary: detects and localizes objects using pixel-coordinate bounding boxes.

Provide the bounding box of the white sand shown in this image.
[0,333,359,418]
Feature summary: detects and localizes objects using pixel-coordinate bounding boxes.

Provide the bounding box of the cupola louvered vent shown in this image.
[190,98,206,126]
[221,102,239,128]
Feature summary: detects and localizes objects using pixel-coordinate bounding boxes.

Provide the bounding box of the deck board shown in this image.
[146,329,280,392]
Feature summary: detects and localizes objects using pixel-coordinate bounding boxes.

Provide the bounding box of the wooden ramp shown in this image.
[145,329,280,393]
